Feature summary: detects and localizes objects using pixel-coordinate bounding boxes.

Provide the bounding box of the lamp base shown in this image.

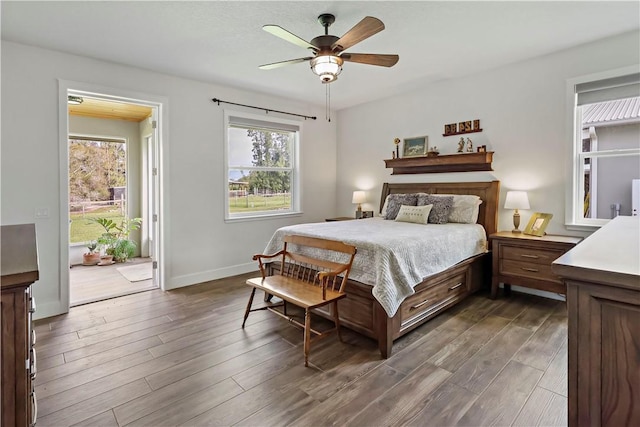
[512,211,521,234]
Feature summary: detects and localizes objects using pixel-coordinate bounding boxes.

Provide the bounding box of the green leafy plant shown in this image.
[90,216,142,263]
[85,240,98,254]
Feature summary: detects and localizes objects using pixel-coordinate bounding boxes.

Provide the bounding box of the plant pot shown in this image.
[82,252,101,266]
[98,255,115,266]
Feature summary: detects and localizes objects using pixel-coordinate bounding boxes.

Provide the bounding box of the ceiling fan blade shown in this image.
[331,16,385,52]
[259,57,314,70]
[340,53,399,67]
[263,25,317,51]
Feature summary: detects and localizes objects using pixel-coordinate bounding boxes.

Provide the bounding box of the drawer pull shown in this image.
[410,299,431,310]
[30,348,37,380]
[448,282,464,291]
[520,267,539,273]
[30,297,37,313]
[520,254,539,259]
[30,391,37,427]
[32,329,36,346]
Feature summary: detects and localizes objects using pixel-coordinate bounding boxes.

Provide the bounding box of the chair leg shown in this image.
[333,300,342,342]
[304,308,311,367]
[242,287,256,328]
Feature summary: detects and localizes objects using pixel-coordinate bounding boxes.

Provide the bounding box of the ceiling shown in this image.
[69,97,152,122]
[2,1,639,111]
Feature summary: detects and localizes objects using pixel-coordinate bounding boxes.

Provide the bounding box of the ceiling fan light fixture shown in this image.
[68,95,84,105]
[310,55,343,83]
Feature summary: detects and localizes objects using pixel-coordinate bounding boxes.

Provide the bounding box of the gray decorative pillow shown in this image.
[417,194,453,224]
[383,194,418,220]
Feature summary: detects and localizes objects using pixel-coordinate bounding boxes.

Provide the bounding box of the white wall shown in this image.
[1,41,337,319]
[67,115,143,265]
[336,31,640,237]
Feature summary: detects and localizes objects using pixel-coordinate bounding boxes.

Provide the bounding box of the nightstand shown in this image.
[489,231,582,299]
[325,217,355,222]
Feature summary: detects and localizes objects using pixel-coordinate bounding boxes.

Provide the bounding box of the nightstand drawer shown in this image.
[501,245,563,265]
[500,259,560,283]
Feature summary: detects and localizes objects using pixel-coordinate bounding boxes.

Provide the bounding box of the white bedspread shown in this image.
[263,217,487,317]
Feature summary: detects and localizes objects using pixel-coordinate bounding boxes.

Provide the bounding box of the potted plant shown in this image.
[91,216,142,263]
[82,241,101,265]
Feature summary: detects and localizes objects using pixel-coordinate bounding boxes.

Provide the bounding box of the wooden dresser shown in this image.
[552,216,640,427]
[1,224,39,427]
[489,231,582,298]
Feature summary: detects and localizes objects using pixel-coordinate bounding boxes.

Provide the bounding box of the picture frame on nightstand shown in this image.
[523,212,553,236]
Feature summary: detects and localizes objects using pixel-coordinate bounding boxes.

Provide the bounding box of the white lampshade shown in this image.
[504,191,530,210]
[352,191,366,204]
[310,55,343,83]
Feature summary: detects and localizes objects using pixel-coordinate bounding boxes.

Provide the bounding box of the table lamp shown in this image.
[504,191,530,233]
[352,191,366,219]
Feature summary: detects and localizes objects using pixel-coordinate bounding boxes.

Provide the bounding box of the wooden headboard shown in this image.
[379,181,500,236]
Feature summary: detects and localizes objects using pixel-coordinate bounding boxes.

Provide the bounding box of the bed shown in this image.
[265,181,500,357]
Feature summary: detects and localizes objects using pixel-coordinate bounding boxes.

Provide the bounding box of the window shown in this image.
[225,112,301,220]
[567,69,640,228]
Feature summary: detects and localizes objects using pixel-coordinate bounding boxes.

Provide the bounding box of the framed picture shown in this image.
[403,136,428,157]
[444,123,457,135]
[473,119,480,130]
[524,212,553,236]
[464,121,472,132]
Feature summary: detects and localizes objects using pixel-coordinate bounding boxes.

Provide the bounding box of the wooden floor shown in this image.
[34,272,568,426]
[70,257,155,306]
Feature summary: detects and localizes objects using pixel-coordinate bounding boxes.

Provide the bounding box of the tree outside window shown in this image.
[226,114,300,219]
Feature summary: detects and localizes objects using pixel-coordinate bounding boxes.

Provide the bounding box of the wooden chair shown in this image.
[243,235,357,367]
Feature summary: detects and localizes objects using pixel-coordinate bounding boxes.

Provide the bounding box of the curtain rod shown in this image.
[212,98,316,120]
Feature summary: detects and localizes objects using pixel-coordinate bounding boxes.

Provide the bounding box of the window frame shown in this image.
[223,110,302,222]
[565,65,640,230]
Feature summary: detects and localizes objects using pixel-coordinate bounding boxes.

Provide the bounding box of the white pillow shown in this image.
[395,204,433,225]
[433,194,483,223]
[380,195,389,216]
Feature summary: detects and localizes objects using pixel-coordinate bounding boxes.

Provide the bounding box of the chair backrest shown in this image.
[280,235,357,294]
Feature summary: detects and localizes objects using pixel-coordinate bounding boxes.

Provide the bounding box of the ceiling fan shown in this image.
[259,14,399,84]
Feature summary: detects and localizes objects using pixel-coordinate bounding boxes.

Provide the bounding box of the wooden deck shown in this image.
[35,272,568,426]
[70,257,155,306]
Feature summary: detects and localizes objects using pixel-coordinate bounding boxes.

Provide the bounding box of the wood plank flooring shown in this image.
[70,257,155,306]
[34,272,568,426]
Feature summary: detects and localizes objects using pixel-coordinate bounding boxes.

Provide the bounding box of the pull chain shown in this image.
[325,84,331,122]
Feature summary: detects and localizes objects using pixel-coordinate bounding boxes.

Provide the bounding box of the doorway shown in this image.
[63,87,164,307]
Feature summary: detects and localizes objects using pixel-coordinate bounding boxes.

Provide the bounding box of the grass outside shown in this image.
[229,193,291,213]
[70,194,291,243]
[70,206,124,244]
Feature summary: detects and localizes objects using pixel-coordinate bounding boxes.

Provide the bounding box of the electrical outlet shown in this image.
[35,207,50,218]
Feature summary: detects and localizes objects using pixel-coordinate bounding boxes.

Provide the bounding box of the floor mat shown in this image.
[116,263,153,282]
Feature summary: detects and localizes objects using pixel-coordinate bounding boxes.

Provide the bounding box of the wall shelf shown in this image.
[442,128,483,137]
[384,151,494,174]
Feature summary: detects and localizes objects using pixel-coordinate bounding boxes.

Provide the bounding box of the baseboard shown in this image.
[167,262,257,290]
[32,300,67,321]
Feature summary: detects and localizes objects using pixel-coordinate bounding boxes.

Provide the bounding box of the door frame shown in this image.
[58,80,169,312]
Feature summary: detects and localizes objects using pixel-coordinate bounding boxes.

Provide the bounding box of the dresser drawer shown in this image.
[500,259,560,283]
[401,271,468,325]
[501,245,563,265]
